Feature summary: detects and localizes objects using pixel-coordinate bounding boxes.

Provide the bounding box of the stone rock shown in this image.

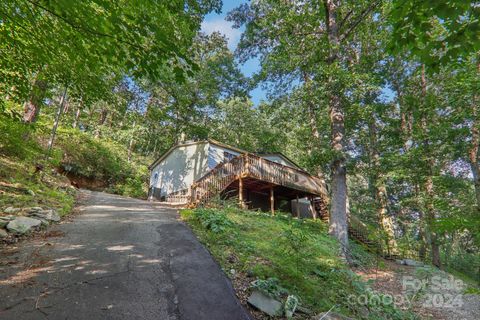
[0,228,8,238]
[247,290,283,317]
[30,209,60,222]
[4,207,20,214]
[37,218,49,227]
[6,216,42,234]
[297,305,313,315]
[27,190,36,196]
[25,207,43,213]
[401,259,423,267]
[312,312,355,320]
[0,216,15,227]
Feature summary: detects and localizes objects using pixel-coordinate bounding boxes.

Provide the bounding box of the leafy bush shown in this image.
[53,127,148,198]
[55,127,132,182]
[111,176,147,198]
[0,113,41,159]
[250,277,289,298]
[284,295,299,319]
[193,208,234,233]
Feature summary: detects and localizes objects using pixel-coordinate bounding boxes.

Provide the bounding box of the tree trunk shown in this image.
[392,79,413,151]
[127,138,135,162]
[415,184,427,260]
[47,85,68,153]
[470,123,480,211]
[368,118,398,255]
[469,62,480,212]
[94,108,108,138]
[73,105,82,129]
[23,78,47,123]
[99,109,108,125]
[324,0,349,260]
[420,65,441,268]
[127,121,136,162]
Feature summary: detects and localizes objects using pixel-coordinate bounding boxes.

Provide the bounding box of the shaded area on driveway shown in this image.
[0,190,251,320]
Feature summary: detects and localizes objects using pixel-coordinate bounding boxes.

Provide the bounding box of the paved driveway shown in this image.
[0,190,251,320]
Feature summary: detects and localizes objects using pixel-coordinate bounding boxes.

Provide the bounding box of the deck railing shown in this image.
[190,153,326,205]
[244,153,326,195]
[191,155,245,204]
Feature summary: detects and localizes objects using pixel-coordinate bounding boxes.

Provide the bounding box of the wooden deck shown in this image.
[189,153,327,207]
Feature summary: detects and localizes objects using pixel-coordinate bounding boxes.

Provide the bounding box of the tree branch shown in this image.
[338,9,353,31]
[339,0,382,43]
[25,0,144,50]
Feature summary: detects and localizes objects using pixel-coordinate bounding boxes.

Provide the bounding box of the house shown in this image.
[148,139,328,217]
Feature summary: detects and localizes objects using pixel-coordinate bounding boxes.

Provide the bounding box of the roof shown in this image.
[256,153,302,170]
[207,138,250,155]
[148,140,208,170]
[148,139,304,171]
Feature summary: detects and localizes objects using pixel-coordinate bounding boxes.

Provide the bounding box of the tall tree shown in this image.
[229,0,383,260]
[0,0,221,122]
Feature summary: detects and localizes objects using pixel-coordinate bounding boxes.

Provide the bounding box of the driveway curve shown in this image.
[0,190,251,320]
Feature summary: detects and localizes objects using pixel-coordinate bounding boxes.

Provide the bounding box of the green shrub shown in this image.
[55,128,131,182]
[0,113,41,159]
[250,277,288,298]
[53,127,149,198]
[110,175,148,199]
[193,208,235,233]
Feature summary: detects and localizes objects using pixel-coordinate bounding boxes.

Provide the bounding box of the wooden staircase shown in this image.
[190,156,244,206]
[348,215,379,249]
[312,197,329,222]
[311,202,386,255]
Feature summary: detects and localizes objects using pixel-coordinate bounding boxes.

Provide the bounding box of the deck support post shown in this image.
[239,177,245,209]
[270,186,275,216]
[309,196,317,220]
[296,195,300,218]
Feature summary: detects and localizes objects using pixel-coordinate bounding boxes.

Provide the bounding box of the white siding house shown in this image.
[147,139,325,220]
[207,143,242,170]
[149,141,210,198]
[148,140,303,200]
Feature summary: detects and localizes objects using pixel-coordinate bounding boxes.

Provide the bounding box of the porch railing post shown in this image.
[239,176,244,208]
[270,186,275,216]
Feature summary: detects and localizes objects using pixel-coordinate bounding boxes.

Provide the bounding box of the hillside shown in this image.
[180,206,419,320]
[0,111,149,221]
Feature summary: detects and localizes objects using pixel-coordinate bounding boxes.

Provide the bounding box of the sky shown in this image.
[200,0,394,105]
[201,0,266,105]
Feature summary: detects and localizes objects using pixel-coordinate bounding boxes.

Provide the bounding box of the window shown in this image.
[224,151,236,162]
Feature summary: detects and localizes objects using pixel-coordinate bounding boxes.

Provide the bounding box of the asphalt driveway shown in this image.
[0,190,251,320]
